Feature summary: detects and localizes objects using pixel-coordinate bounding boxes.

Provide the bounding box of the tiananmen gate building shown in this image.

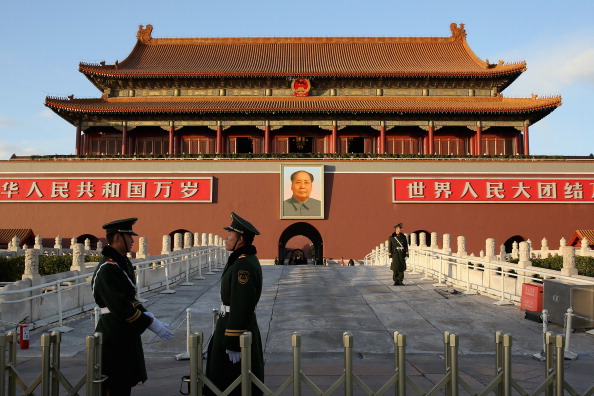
[1,23,592,263]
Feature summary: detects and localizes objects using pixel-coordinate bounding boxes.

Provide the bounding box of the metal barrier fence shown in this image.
[184,331,594,396]
[2,330,594,396]
[0,246,227,331]
[0,331,103,396]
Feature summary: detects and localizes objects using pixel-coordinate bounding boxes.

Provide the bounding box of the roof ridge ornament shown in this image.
[137,24,153,44]
[450,23,466,41]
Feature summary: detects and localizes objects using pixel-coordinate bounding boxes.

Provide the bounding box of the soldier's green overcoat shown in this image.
[388,232,409,273]
[91,246,152,388]
[205,244,264,396]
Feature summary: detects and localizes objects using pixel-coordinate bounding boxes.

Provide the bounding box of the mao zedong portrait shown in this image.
[283,170,322,217]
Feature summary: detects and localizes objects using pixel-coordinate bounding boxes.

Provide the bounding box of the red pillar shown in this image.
[83,132,89,155]
[216,125,222,154]
[121,124,128,155]
[379,124,386,154]
[331,125,338,153]
[475,125,482,155]
[264,124,270,154]
[75,125,81,155]
[428,122,434,155]
[523,125,530,155]
[168,125,174,154]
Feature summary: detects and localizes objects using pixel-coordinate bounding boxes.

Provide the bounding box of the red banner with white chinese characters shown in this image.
[0,178,213,202]
[393,178,594,203]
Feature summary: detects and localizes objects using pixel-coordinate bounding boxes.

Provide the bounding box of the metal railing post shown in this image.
[160,257,176,294]
[41,333,51,396]
[86,334,96,396]
[443,332,451,396]
[194,250,205,280]
[94,307,100,330]
[175,309,192,360]
[449,334,459,396]
[502,334,512,396]
[544,332,554,396]
[564,308,578,359]
[206,249,215,275]
[51,331,61,396]
[555,335,564,396]
[292,332,302,396]
[396,332,406,396]
[188,332,203,396]
[7,332,16,396]
[240,332,252,396]
[344,332,353,396]
[0,334,6,396]
[495,331,503,396]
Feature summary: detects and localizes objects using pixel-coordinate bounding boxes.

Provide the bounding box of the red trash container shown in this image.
[521,283,544,311]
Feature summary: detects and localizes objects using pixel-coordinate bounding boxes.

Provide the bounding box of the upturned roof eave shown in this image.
[78,67,525,80]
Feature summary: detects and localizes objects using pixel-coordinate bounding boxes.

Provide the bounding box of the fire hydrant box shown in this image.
[521,283,544,311]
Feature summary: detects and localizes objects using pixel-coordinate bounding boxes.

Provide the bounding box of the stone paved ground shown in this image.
[11,265,594,395]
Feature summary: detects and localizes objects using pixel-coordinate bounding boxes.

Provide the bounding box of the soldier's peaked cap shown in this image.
[224,212,260,235]
[394,223,404,228]
[102,218,139,236]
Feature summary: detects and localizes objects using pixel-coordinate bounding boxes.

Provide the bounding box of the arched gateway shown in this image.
[278,223,323,265]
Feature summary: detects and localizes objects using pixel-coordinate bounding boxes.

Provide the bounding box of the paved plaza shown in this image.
[12,265,594,395]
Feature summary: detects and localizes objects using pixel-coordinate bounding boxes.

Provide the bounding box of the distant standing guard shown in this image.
[205,212,264,396]
[388,223,409,285]
[92,218,173,396]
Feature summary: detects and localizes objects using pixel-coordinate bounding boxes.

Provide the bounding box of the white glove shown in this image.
[144,312,154,319]
[226,349,241,364]
[148,317,174,340]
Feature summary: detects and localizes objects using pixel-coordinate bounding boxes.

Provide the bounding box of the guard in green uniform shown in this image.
[388,223,409,285]
[205,212,264,396]
[92,218,173,396]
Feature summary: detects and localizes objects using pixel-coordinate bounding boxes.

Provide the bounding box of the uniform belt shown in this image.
[100,307,110,314]
[396,247,404,250]
[220,304,230,313]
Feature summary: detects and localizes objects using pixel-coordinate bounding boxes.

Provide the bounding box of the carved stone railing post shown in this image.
[442,234,451,255]
[410,233,417,247]
[70,243,86,272]
[34,235,43,250]
[173,233,183,251]
[456,236,467,257]
[96,240,103,251]
[430,232,439,250]
[208,233,215,246]
[54,236,63,251]
[84,238,91,251]
[561,246,578,276]
[419,232,427,248]
[184,232,192,249]
[10,236,20,252]
[22,249,41,284]
[162,235,171,255]
[580,238,589,255]
[201,233,208,247]
[518,241,531,268]
[485,238,496,262]
[511,241,519,259]
[559,237,567,251]
[500,244,506,261]
[194,232,201,247]
[541,238,549,256]
[136,237,148,259]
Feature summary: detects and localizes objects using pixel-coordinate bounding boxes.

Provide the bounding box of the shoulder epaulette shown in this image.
[238,254,247,259]
[106,258,116,264]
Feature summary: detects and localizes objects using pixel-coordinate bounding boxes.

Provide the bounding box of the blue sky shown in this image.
[1,0,593,159]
